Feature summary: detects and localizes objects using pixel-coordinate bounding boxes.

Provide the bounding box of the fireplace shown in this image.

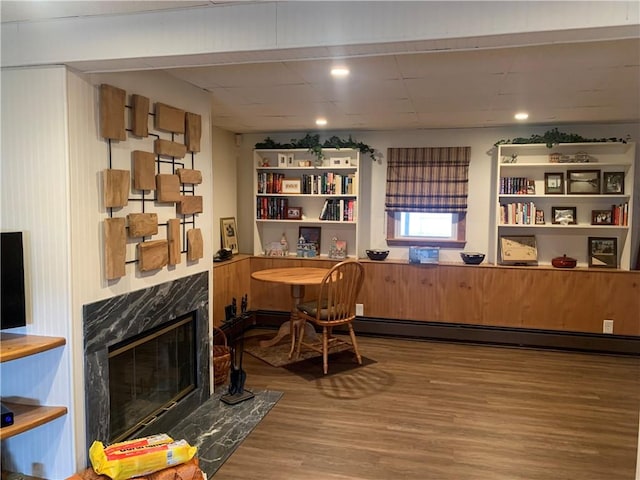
[83,272,209,449]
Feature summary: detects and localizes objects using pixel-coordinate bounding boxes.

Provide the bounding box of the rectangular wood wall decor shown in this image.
[185,112,202,153]
[103,169,130,208]
[99,84,126,140]
[167,218,181,265]
[104,218,126,279]
[127,213,158,237]
[138,240,169,271]
[176,168,202,185]
[187,228,203,261]
[133,151,156,190]
[156,174,181,202]
[177,196,203,215]
[130,94,150,137]
[154,138,187,158]
[155,103,185,133]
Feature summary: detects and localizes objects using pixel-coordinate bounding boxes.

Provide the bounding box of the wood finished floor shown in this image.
[216,332,640,480]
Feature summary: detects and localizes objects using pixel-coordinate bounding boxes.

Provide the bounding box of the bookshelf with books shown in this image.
[253,148,360,258]
[494,142,636,269]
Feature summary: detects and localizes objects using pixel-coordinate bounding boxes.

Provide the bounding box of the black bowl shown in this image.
[460,252,485,265]
[366,249,389,261]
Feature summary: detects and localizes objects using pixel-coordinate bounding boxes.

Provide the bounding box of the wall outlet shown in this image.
[355,303,364,316]
[603,319,614,334]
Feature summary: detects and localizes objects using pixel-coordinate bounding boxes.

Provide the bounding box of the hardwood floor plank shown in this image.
[216,333,640,479]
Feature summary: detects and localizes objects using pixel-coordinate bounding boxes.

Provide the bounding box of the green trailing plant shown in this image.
[494,128,629,149]
[255,134,376,161]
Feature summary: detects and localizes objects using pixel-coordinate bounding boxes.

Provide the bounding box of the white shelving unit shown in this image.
[253,148,360,258]
[495,142,636,269]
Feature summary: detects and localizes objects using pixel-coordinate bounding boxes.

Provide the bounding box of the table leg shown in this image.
[259,284,304,349]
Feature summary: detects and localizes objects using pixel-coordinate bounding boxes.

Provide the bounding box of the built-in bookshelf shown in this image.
[494,142,636,269]
[253,148,360,258]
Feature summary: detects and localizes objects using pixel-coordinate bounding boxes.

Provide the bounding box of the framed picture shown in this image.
[602,171,625,194]
[567,170,600,194]
[500,235,538,265]
[591,209,613,225]
[535,210,545,225]
[298,226,321,253]
[277,153,287,167]
[544,172,564,194]
[220,217,238,254]
[588,237,617,268]
[281,178,301,194]
[552,206,577,225]
[286,206,302,220]
[287,153,295,167]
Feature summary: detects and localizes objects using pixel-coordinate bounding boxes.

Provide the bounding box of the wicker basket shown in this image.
[212,326,231,386]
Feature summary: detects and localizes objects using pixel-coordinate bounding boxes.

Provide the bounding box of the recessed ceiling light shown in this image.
[515,112,529,120]
[316,118,327,126]
[330,67,350,77]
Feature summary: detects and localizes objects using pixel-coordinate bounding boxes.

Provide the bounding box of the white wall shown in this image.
[238,123,640,263]
[1,66,220,477]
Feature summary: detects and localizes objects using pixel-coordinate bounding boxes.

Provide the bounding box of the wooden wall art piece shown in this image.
[177,196,203,215]
[127,213,158,237]
[133,151,156,190]
[103,169,130,208]
[138,240,169,272]
[155,103,185,133]
[130,94,150,137]
[104,218,126,280]
[156,174,181,202]
[167,218,181,265]
[154,138,187,158]
[187,228,203,261]
[185,112,202,153]
[176,168,202,185]
[100,84,126,140]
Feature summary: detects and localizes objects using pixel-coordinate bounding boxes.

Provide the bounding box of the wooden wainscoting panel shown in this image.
[213,256,252,326]
[436,265,484,325]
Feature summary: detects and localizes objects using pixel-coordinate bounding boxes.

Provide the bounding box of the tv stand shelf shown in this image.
[0,333,67,440]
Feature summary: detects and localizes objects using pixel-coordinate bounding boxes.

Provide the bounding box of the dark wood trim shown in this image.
[252,310,640,356]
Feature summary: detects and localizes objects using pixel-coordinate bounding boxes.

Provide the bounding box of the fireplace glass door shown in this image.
[108,314,196,441]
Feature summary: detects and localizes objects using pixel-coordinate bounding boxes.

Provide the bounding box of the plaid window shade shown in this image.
[385,146,471,213]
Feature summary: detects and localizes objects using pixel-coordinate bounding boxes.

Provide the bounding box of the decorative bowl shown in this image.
[552,254,577,268]
[366,249,389,261]
[460,252,485,265]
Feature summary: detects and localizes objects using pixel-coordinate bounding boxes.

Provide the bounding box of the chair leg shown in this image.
[348,324,362,365]
[294,318,306,359]
[322,326,329,375]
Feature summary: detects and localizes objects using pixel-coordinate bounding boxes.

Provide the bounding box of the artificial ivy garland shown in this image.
[255,133,376,161]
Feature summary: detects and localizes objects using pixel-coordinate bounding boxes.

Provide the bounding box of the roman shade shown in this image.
[385,146,471,213]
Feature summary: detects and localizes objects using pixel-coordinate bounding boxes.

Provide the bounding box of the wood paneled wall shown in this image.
[214,257,640,336]
[212,255,251,326]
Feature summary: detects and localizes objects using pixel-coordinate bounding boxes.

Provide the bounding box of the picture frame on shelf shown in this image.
[277,153,287,167]
[287,153,295,168]
[535,210,545,225]
[298,226,321,253]
[286,206,302,220]
[567,170,600,194]
[220,217,238,254]
[552,206,577,225]
[602,171,625,194]
[281,178,301,194]
[544,172,564,194]
[588,237,617,268]
[591,210,613,225]
[499,235,538,265]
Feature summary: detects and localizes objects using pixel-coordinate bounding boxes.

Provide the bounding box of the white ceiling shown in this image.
[2,1,639,134]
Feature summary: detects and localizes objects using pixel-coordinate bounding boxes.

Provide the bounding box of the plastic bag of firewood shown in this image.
[66,457,205,480]
[89,437,197,480]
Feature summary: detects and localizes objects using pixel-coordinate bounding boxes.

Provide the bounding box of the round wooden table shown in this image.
[251,267,329,358]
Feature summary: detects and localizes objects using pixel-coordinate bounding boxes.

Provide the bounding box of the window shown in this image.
[385,147,470,247]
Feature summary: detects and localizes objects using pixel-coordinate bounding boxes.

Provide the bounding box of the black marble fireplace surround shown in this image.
[83,272,209,450]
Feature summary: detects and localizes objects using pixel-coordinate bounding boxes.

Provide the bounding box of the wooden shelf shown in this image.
[0,402,67,440]
[0,333,66,363]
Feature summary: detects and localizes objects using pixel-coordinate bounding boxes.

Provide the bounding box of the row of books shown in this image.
[256,196,288,219]
[500,177,535,195]
[612,203,629,226]
[257,172,285,194]
[301,173,357,195]
[499,202,540,225]
[319,198,357,221]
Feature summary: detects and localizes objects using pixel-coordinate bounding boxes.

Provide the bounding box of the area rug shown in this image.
[167,389,282,478]
[244,333,352,367]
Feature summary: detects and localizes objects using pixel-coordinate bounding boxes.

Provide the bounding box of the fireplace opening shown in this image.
[108,312,197,442]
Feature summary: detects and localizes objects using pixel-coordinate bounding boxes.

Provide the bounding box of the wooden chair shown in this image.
[294,260,365,374]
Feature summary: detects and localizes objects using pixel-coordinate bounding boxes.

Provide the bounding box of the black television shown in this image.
[1,232,27,330]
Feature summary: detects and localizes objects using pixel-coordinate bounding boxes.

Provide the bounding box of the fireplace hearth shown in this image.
[83,272,209,449]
